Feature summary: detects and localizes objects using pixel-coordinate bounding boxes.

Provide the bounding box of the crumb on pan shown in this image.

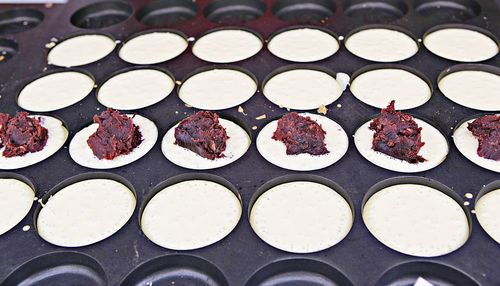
[252,126,258,130]
[317,104,328,115]
[256,114,266,120]
[238,106,247,116]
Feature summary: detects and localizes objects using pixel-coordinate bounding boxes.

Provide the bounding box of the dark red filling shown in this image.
[467,114,500,161]
[87,108,142,160]
[272,112,329,156]
[369,101,426,163]
[0,112,48,157]
[174,111,229,160]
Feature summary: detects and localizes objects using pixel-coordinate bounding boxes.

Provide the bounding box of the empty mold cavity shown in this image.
[374,261,479,286]
[1,252,107,286]
[204,0,266,23]
[414,0,481,21]
[137,0,199,26]
[246,259,353,286]
[344,0,408,22]
[272,0,336,23]
[71,1,132,29]
[0,38,18,63]
[121,254,228,286]
[0,8,43,35]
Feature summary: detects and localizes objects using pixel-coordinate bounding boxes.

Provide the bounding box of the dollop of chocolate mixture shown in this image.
[467,114,500,161]
[87,108,142,160]
[369,101,426,163]
[0,112,48,157]
[174,111,229,160]
[272,112,329,156]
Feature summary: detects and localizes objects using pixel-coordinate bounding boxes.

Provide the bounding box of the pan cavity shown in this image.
[438,65,500,111]
[267,27,339,62]
[137,0,199,26]
[414,0,481,21]
[475,182,500,243]
[345,25,419,62]
[97,68,175,110]
[423,25,498,62]
[192,28,263,63]
[272,0,335,23]
[47,33,116,67]
[121,255,228,286]
[362,178,470,257]
[0,8,43,35]
[0,38,18,63]
[35,174,136,247]
[263,66,343,110]
[343,0,408,23]
[71,1,132,29]
[245,259,353,286]
[204,0,266,24]
[0,176,34,236]
[17,70,95,112]
[249,176,353,253]
[178,67,257,110]
[2,252,107,286]
[375,261,479,286]
[350,65,432,110]
[119,30,188,65]
[140,176,242,250]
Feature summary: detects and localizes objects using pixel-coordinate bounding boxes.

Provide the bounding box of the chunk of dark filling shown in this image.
[467,114,500,161]
[87,108,142,160]
[272,112,329,156]
[174,111,229,160]
[369,101,426,163]
[0,112,48,157]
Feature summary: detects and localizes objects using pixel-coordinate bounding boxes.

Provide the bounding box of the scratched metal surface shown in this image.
[0,0,498,285]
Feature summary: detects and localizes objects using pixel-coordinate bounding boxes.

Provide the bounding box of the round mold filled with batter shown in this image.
[140,174,242,250]
[162,114,251,170]
[262,66,343,110]
[178,66,257,110]
[438,64,500,111]
[47,33,116,67]
[118,29,188,65]
[0,174,34,236]
[0,115,68,170]
[249,175,353,253]
[267,26,339,62]
[350,65,433,110]
[192,28,263,63]
[453,114,500,173]
[475,181,500,244]
[69,114,158,169]
[423,24,499,62]
[34,173,136,247]
[345,25,419,62]
[362,177,471,257]
[97,67,175,110]
[17,69,95,112]
[256,113,348,171]
[354,116,449,173]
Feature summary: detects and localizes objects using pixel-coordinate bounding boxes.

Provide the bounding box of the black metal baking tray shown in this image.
[0,0,499,285]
